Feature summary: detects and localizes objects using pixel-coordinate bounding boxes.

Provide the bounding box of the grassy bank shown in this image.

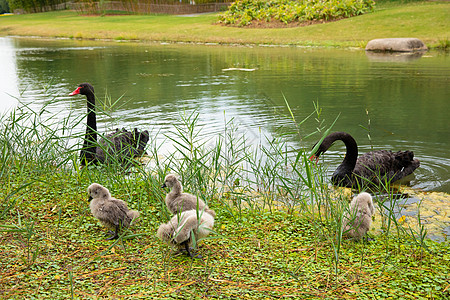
[0,92,449,298]
[0,1,449,48]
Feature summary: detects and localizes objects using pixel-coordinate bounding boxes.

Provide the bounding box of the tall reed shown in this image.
[0,89,432,281]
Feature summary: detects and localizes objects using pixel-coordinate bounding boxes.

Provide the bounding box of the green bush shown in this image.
[218,0,376,26]
[0,0,10,13]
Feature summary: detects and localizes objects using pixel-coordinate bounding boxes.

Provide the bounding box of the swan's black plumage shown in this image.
[69,83,149,166]
[311,132,420,188]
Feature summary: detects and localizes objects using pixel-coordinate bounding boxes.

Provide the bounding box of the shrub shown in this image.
[218,0,376,26]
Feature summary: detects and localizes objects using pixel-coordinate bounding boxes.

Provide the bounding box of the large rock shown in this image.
[365,38,428,52]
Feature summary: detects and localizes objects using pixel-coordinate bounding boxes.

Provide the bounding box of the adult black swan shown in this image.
[69,83,149,166]
[310,132,420,188]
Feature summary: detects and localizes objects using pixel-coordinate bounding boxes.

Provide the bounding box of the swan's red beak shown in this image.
[309,154,319,164]
[69,87,82,96]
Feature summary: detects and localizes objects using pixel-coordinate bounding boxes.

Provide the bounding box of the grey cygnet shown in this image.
[157,209,214,258]
[342,192,375,240]
[87,183,140,240]
[161,174,215,217]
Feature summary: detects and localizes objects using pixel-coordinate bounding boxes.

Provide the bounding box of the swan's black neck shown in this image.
[86,92,97,135]
[339,132,358,171]
[317,131,358,174]
[81,90,98,164]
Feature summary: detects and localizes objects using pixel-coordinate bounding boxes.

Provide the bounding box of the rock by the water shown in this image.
[365,38,428,52]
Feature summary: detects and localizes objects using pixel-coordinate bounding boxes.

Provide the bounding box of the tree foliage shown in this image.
[0,0,10,13]
[8,0,65,13]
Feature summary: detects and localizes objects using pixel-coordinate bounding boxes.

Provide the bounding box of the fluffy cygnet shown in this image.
[87,183,140,240]
[157,209,214,258]
[161,174,215,217]
[342,192,375,240]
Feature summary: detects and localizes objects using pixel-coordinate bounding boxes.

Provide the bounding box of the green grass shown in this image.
[0,1,449,48]
[0,90,449,298]
[2,198,448,298]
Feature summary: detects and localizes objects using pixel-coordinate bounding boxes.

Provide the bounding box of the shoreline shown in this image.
[2,34,368,50]
[1,3,449,49]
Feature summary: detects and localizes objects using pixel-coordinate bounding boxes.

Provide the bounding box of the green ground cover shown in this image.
[0,1,449,48]
[0,96,449,298]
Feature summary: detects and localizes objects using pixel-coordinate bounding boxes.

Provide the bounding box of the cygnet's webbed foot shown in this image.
[181,241,202,259]
[191,251,203,259]
[364,235,375,243]
[106,234,119,240]
[105,230,119,240]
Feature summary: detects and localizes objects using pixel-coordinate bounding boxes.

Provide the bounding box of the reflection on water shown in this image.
[0,38,18,114]
[0,37,449,192]
[365,51,426,62]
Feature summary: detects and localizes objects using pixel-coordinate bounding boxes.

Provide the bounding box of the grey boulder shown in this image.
[365,38,428,52]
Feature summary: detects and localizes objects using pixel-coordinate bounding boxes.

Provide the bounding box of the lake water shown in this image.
[1,36,449,193]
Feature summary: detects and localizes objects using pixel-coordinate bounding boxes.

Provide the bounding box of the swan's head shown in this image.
[161,174,179,189]
[157,223,176,245]
[69,83,94,96]
[310,132,355,161]
[133,129,150,154]
[87,183,111,201]
[310,139,329,161]
[309,139,328,163]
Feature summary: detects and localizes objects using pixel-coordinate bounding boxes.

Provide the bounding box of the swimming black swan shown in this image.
[69,83,149,166]
[310,132,420,188]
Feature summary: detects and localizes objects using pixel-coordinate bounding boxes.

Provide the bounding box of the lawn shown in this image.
[0,1,449,47]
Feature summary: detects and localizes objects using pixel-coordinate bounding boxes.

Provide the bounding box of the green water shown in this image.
[1,37,449,192]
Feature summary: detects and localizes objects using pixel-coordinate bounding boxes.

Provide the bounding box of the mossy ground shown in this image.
[0,164,449,299]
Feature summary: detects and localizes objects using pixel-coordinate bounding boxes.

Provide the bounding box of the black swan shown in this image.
[69,83,149,166]
[310,132,420,188]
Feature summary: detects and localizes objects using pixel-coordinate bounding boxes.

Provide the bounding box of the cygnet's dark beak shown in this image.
[88,195,93,202]
[161,183,167,188]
